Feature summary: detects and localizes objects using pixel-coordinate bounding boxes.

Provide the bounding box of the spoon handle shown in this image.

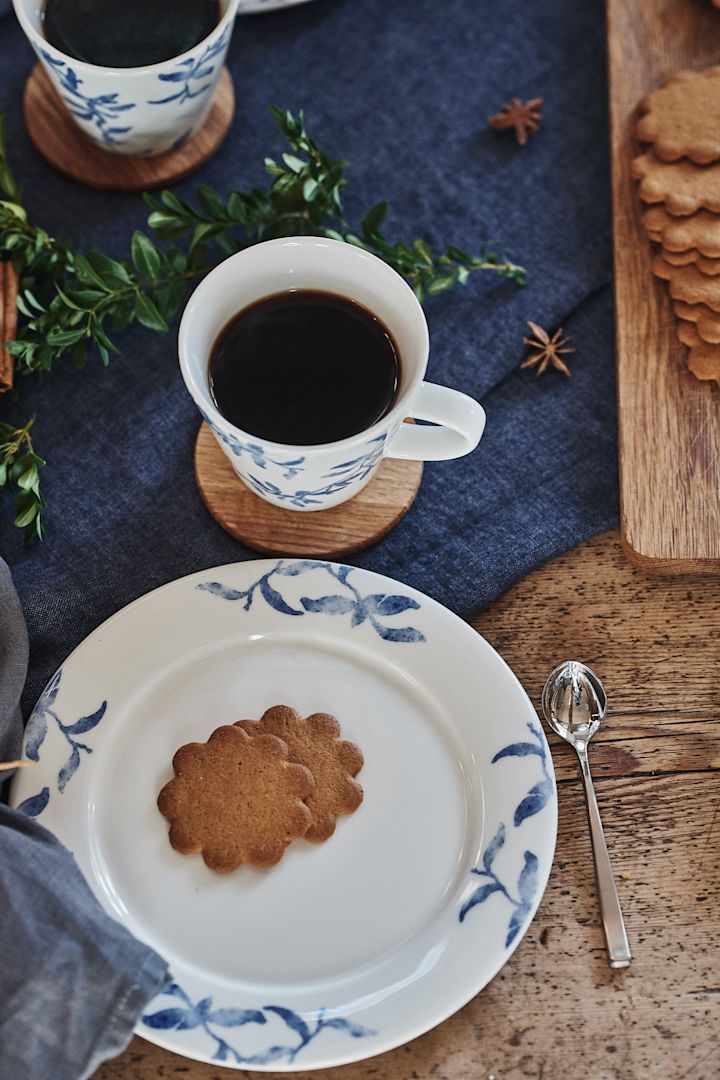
[577,749,632,968]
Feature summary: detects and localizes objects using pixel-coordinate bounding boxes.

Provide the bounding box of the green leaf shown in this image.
[14,489,39,527]
[46,327,87,346]
[73,254,112,291]
[70,288,107,307]
[446,244,473,264]
[263,157,285,177]
[15,294,34,318]
[87,251,132,287]
[426,274,457,296]
[195,184,228,219]
[131,231,162,279]
[147,210,186,234]
[227,192,247,223]
[133,292,168,332]
[362,201,388,236]
[189,222,226,252]
[23,289,45,312]
[281,153,306,174]
[159,191,196,218]
[17,464,40,495]
[412,238,433,267]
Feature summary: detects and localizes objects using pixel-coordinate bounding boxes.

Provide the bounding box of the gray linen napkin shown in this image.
[0,558,168,1080]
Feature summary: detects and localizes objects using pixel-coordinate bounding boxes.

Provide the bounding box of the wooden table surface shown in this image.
[97,531,720,1080]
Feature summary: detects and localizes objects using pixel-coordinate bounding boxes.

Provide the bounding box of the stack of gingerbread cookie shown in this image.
[158,705,364,873]
[633,64,720,386]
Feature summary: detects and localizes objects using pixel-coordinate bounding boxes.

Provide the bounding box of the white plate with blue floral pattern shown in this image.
[11,559,556,1071]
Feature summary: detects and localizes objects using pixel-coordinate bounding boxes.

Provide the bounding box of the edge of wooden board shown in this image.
[606,0,720,573]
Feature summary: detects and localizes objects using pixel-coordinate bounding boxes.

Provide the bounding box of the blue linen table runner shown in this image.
[0,1,618,1074]
[0,0,618,708]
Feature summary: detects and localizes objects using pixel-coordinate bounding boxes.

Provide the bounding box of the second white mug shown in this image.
[12,0,238,156]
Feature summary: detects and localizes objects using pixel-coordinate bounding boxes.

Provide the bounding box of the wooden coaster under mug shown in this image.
[23,63,235,192]
[194,422,424,558]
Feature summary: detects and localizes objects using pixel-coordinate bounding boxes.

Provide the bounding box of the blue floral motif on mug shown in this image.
[40,51,135,147]
[149,26,229,105]
[245,436,387,509]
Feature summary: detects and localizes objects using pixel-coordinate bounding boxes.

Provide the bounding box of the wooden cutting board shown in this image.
[607,0,720,572]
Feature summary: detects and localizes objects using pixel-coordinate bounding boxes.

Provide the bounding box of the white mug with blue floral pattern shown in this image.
[12,0,238,156]
[179,237,486,512]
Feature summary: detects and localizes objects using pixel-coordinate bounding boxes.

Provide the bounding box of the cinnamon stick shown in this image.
[0,260,18,393]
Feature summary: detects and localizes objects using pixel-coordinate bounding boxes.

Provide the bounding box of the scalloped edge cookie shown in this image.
[237,706,363,842]
[157,724,314,872]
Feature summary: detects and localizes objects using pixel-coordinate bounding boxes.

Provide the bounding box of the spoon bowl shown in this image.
[541,660,607,747]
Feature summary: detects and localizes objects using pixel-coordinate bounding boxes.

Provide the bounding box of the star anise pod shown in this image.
[489,97,543,145]
[521,321,574,377]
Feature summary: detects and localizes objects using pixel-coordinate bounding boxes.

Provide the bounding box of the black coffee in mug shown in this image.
[209,290,400,446]
[42,0,220,68]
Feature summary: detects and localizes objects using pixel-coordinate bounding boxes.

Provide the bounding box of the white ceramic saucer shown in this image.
[11,559,556,1070]
[237,0,318,15]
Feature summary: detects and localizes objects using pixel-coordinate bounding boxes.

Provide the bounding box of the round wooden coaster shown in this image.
[23,63,234,192]
[194,422,424,558]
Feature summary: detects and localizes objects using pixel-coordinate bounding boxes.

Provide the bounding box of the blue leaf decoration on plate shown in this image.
[58,745,81,793]
[319,1016,375,1038]
[142,1006,201,1031]
[141,982,375,1065]
[513,778,554,826]
[517,851,540,906]
[19,673,108,814]
[460,723,553,943]
[199,561,425,644]
[64,701,107,736]
[372,595,421,616]
[300,595,356,615]
[372,624,425,643]
[207,1008,266,1028]
[459,881,501,922]
[25,712,47,762]
[276,560,322,576]
[491,741,544,763]
[482,823,506,872]
[16,787,50,818]
[264,1005,311,1043]
[259,578,303,616]
[505,908,524,948]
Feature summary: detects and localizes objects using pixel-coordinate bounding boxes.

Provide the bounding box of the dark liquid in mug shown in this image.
[42,0,220,68]
[209,290,400,446]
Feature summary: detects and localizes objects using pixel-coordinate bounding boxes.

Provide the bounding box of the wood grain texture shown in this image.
[194,422,423,558]
[95,531,720,1080]
[23,64,234,192]
[607,0,720,572]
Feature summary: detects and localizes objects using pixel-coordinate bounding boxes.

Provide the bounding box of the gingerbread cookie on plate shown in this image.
[237,706,363,842]
[157,724,314,872]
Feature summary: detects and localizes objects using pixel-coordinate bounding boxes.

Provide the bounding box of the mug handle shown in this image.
[385,382,486,461]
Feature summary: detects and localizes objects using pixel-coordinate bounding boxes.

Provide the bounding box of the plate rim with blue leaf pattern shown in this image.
[11,558,557,1071]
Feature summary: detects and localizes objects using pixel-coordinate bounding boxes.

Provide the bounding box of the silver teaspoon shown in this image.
[541,661,632,968]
